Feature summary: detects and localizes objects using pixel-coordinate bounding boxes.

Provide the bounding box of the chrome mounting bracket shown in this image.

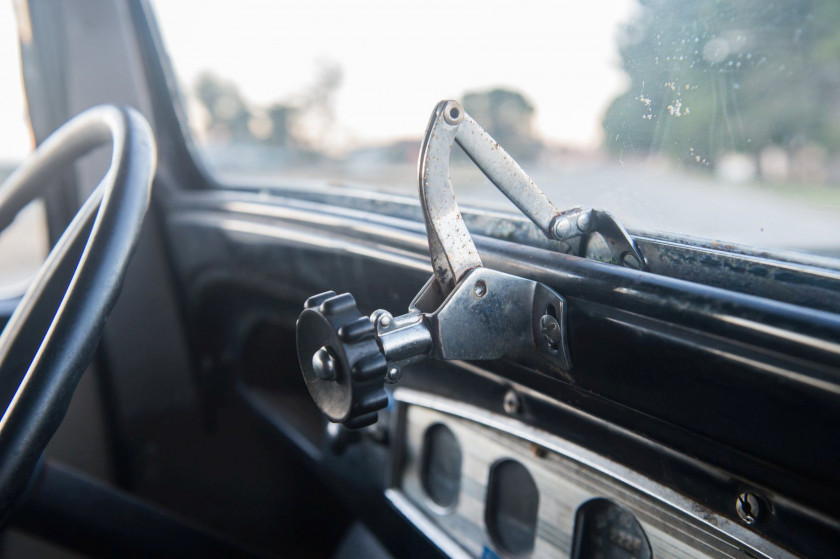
[296,100,641,428]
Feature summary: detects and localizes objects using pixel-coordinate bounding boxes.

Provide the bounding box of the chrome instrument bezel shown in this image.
[388,388,797,559]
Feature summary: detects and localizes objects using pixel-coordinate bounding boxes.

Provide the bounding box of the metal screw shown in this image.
[312,346,339,381]
[540,314,562,354]
[473,280,487,297]
[736,492,760,525]
[503,390,521,415]
[553,218,572,239]
[385,367,402,384]
[576,211,593,232]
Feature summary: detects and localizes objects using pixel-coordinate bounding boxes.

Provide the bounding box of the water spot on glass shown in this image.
[703,37,730,64]
[637,92,653,119]
[667,99,687,117]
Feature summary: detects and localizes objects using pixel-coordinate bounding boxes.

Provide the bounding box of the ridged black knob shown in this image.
[296,291,388,428]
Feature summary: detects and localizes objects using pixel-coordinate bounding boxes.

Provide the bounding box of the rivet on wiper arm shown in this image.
[553,217,573,239]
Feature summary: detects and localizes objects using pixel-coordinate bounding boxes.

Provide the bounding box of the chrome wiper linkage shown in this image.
[296,100,644,428]
[421,99,645,296]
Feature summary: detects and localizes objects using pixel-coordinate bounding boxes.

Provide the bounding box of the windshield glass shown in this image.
[152,0,840,259]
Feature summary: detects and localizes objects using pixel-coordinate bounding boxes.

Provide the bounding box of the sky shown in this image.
[0,0,638,161]
[151,0,638,152]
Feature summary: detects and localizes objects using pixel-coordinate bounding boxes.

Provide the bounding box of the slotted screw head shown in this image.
[736,492,760,525]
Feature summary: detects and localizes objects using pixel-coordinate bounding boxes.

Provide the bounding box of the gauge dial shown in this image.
[572,498,652,559]
[485,459,540,555]
[421,423,462,509]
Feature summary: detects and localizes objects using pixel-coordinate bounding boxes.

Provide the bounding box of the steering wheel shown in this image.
[0,105,155,522]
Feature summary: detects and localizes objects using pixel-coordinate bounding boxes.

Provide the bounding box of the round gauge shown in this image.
[485,459,540,555]
[421,423,462,509]
[571,498,652,559]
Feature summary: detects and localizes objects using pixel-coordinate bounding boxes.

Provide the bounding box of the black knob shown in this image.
[296,291,388,428]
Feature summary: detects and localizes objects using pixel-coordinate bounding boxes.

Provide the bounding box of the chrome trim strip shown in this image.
[392,388,798,559]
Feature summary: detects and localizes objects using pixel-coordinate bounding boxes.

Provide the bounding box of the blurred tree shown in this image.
[265,103,299,148]
[462,88,543,161]
[193,61,345,164]
[602,0,840,169]
[293,60,344,154]
[194,72,254,143]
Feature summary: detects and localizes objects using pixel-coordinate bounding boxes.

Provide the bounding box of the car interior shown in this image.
[0,1,838,558]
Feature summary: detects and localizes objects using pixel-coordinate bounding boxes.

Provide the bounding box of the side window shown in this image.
[0,3,48,298]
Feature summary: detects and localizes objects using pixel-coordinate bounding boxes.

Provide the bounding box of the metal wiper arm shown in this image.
[419,99,645,295]
[295,99,643,428]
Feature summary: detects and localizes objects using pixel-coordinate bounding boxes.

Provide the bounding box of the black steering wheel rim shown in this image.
[0,105,155,521]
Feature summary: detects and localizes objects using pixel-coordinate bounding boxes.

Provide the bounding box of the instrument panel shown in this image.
[387,389,794,559]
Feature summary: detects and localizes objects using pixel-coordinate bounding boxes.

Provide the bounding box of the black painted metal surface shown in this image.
[12,460,262,558]
[164,191,840,556]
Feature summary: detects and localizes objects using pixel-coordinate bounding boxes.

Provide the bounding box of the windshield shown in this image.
[152,0,840,260]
